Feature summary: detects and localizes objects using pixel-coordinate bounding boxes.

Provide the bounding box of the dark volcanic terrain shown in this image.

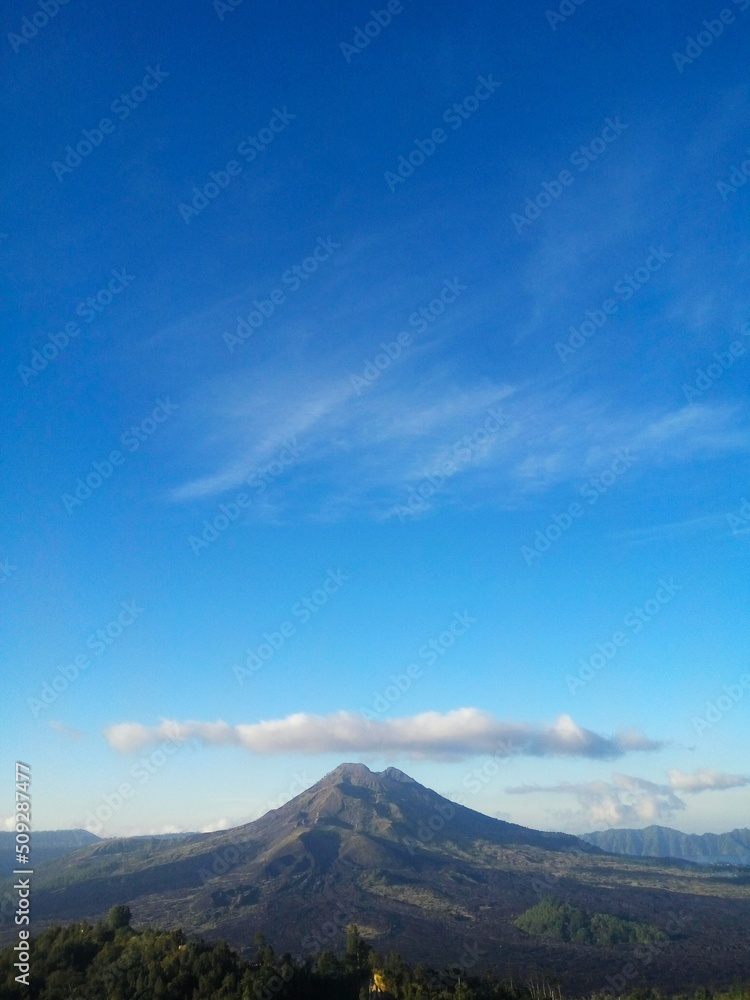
[8,763,750,994]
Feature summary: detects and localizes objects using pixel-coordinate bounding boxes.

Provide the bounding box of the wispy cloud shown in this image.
[613,513,729,546]
[507,768,750,828]
[49,720,85,741]
[169,352,750,521]
[103,708,662,761]
[636,403,749,454]
[666,767,750,793]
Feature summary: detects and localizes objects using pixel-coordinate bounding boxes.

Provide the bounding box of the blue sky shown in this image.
[2,0,750,838]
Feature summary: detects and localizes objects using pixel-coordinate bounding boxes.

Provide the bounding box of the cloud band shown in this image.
[104,708,662,760]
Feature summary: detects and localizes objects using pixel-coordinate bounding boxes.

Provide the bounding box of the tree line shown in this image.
[1,905,749,1000]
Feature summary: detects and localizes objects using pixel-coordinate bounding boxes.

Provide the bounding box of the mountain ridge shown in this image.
[582,824,750,864]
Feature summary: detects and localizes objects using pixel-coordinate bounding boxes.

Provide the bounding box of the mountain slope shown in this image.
[582,825,750,864]
[9,763,750,994]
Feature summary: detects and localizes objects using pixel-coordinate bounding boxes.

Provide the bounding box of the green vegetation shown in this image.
[0,908,516,1000]
[514,899,668,946]
[0,906,749,1000]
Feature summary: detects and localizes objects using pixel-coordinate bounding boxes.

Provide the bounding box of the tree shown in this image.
[316,948,341,977]
[345,923,373,972]
[106,904,132,930]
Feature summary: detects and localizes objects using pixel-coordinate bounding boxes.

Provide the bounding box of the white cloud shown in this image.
[507,774,685,828]
[104,708,662,762]
[200,817,232,833]
[507,767,750,829]
[666,767,750,793]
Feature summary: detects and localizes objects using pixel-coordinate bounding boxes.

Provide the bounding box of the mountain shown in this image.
[0,828,101,870]
[582,825,750,864]
[235,761,590,854]
[7,763,750,994]
[0,828,194,873]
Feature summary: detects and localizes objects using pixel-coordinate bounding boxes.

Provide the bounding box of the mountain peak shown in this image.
[380,766,415,783]
[322,762,417,786]
[324,762,375,783]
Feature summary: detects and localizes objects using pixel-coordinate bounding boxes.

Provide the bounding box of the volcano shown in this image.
[17,762,750,993]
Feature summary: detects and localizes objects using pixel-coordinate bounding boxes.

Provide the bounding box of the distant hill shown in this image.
[0,828,194,869]
[0,829,101,870]
[5,764,750,994]
[582,825,750,864]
